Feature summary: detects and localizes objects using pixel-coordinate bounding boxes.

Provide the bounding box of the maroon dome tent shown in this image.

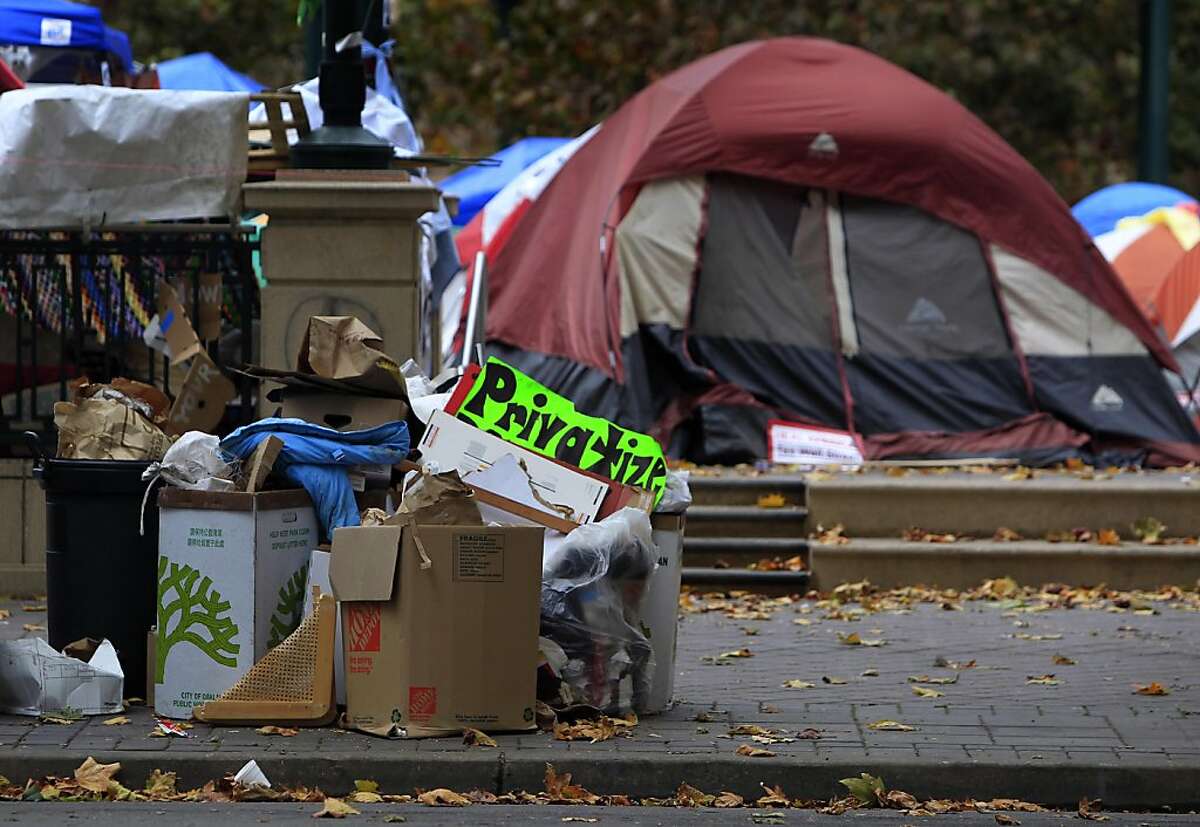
[482,37,1200,466]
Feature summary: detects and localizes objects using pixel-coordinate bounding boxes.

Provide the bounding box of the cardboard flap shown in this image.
[329,525,402,601]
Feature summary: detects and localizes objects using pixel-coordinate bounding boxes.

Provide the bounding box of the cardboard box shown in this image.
[276,388,408,432]
[418,410,609,525]
[303,548,346,706]
[154,488,318,719]
[330,523,544,737]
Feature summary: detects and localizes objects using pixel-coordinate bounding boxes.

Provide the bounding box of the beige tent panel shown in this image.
[991,245,1147,357]
[616,176,706,338]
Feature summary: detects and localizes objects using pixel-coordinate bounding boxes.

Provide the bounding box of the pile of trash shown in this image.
[11,312,692,742]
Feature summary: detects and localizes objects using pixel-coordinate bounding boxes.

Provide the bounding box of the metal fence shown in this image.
[0,225,261,455]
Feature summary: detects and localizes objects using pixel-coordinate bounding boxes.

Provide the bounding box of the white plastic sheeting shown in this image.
[0,85,247,228]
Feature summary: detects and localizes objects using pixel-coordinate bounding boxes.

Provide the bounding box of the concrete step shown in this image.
[682,536,809,567]
[808,537,1200,591]
[684,504,808,538]
[681,566,810,595]
[806,471,1200,540]
[687,473,807,507]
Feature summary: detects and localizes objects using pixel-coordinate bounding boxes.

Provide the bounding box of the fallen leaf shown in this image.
[822,676,847,685]
[353,780,378,793]
[782,679,815,689]
[1014,633,1063,641]
[348,791,382,803]
[1003,466,1033,481]
[912,686,944,699]
[1052,654,1077,666]
[868,720,916,731]
[885,789,919,809]
[719,648,754,658]
[713,791,744,807]
[798,728,822,739]
[840,772,884,806]
[1096,529,1121,546]
[312,797,359,818]
[735,744,776,757]
[22,623,46,632]
[384,818,407,824]
[462,728,497,748]
[861,668,879,677]
[143,769,176,798]
[728,724,772,736]
[993,527,1023,542]
[102,716,130,726]
[1134,682,1170,696]
[543,765,600,804]
[1026,674,1061,686]
[756,783,790,806]
[995,814,1021,825]
[21,604,46,612]
[417,788,470,807]
[814,523,849,544]
[757,493,786,508]
[1077,797,1110,821]
[838,632,885,647]
[1131,517,1166,544]
[75,757,121,793]
[674,782,713,807]
[257,726,298,737]
[560,819,598,824]
[908,674,958,685]
[0,609,9,619]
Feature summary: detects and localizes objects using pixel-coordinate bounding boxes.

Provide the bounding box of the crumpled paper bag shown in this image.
[54,397,171,461]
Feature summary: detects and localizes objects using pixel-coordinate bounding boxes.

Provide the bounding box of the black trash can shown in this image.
[32,441,160,698]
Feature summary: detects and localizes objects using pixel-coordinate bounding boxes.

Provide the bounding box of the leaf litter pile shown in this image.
[0,759,1089,818]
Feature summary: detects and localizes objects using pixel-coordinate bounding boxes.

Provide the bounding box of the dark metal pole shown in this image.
[1137,0,1171,183]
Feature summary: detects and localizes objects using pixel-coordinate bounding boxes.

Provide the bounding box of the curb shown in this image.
[4,748,1197,809]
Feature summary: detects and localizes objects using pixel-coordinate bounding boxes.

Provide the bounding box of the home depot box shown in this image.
[154,488,317,719]
[330,523,544,736]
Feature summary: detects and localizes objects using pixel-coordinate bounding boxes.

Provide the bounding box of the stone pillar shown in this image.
[242,179,440,388]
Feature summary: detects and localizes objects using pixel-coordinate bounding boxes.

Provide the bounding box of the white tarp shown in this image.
[0,85,247,228]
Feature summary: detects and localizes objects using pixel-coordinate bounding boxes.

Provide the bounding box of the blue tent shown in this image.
[440,136,570,226]
[0,0,132,71]
[1072,182,1195,238]
[157,51,263,93]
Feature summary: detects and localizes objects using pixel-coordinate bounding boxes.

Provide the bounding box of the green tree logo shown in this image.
[268,563,309,649]
[156,557,240,683]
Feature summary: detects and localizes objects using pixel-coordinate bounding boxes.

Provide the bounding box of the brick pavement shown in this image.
[1,593,1198,807]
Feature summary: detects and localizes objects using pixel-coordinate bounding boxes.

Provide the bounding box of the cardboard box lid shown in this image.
[329,525,402,602]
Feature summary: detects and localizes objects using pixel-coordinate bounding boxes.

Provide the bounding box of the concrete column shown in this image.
[242,179,440,386]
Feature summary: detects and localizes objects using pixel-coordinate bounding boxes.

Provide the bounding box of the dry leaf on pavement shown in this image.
[21,604,46,612]
[102,716,130,726]
[908,674,958,685]
[1131,517,1166,544]
[462,728,497,748]
[544,764,600,804]
[720,648,753,658]
[257,725,298,737]
[0,609,9,619]
[1096,529,1121,546]
[1077,797,1110,821]
[560,818,598,824]
[756,493,786,508]
[728,724,772,736]
[735,744,776,758]
[782,679,815,689]
[839,773,884,806]
[1026,674,1061,686]
[312,797,359,818]
[674,782,713,807]
[74,757,121,793]
[867,720,916,731]
[993,527,1023,542]
[713,791,744,807]
[1133,682,1170,696]
[417,788,470,807]
[22,623,46,632]
[912,686,944,699]
[756,783,790,806]
[885,789,919,809]
[814,523,849,544]
[822,676,847,685]
[143,769,176,798]
[1052,654,1077,666]
[994,814,1021,825]
[838,632,885,647]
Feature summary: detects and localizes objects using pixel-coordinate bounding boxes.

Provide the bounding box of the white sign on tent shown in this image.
[767,419,864,467]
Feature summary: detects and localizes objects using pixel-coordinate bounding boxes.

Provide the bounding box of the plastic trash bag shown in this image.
[655,469,692,514]
[539,507,657,715]
[144,431,237,492]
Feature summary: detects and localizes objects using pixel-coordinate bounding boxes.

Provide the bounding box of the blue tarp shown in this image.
[440,136,570,227]
[0,1,132,70]
[157,51,263,93]
[1073,182,1196,238]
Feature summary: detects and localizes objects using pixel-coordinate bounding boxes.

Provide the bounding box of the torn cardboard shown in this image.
[243,435,283,493]
[298,316,405,396]
[395,470,483,527]
[197,271,223,341]
[165,350,237,436]
[330,523,544,737]
[276,390,407,432]
[0,638,124,716]
[53,397,171,461]
[159,283,203,365]
[464,453,580,534]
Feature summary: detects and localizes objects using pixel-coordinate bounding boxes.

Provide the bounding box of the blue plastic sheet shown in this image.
[221,418,409,539]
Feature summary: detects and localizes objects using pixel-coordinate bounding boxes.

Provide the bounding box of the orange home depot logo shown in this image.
[347,605,381,652]
[409,686,437,720]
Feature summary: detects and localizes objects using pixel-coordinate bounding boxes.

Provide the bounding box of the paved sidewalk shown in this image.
[1,589,1198,808]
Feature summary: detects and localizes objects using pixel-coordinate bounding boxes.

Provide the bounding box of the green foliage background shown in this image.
[89,0,1200,203]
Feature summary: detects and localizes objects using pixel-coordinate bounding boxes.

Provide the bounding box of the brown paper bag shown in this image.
[393,470,483,527]
[53,398,171,460]
[297,316,405,396]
